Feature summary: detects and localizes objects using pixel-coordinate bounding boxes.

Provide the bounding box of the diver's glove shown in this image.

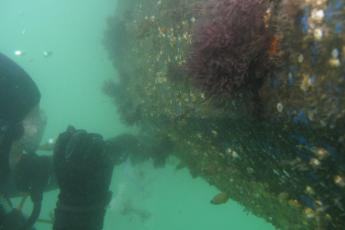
[53,126,114,230]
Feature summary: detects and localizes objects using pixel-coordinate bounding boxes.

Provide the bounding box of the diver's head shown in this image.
[0,52,41,181]
[0,53,41,123]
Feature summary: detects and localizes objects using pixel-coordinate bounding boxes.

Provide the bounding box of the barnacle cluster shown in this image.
[104,0,345,229]
[261,0,345,130]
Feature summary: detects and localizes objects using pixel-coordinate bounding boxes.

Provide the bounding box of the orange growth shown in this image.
[268,35,281,57]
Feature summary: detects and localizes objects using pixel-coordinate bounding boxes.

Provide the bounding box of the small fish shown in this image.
[211,192,230,205]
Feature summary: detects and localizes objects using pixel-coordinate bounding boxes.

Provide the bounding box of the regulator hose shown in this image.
[20,191,43,230]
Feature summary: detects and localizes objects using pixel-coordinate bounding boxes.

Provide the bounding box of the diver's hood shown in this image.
[0,53,41,123]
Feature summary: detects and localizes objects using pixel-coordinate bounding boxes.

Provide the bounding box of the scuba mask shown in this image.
[9,107,47,170]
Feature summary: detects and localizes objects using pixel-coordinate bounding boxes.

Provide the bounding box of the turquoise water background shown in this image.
[1,0,275,229]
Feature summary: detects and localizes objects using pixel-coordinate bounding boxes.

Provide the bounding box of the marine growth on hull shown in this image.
[103,0,345,229]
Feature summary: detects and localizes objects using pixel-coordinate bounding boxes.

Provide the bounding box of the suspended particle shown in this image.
[43,51,53,58]
[48,138,55,144]
[14,50,24,56]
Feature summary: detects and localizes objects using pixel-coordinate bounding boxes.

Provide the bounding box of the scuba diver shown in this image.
[0,52,175,229]
[0,52,120,230]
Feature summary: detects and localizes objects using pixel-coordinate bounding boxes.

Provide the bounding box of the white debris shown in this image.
[43,51,53,57]
[48,138,55,144]
[14,50,24,56]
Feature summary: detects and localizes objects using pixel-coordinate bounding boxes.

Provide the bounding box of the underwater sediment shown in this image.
[103,0,345,229]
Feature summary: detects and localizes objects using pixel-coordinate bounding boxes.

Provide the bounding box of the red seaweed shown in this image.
[188,0,273,97]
